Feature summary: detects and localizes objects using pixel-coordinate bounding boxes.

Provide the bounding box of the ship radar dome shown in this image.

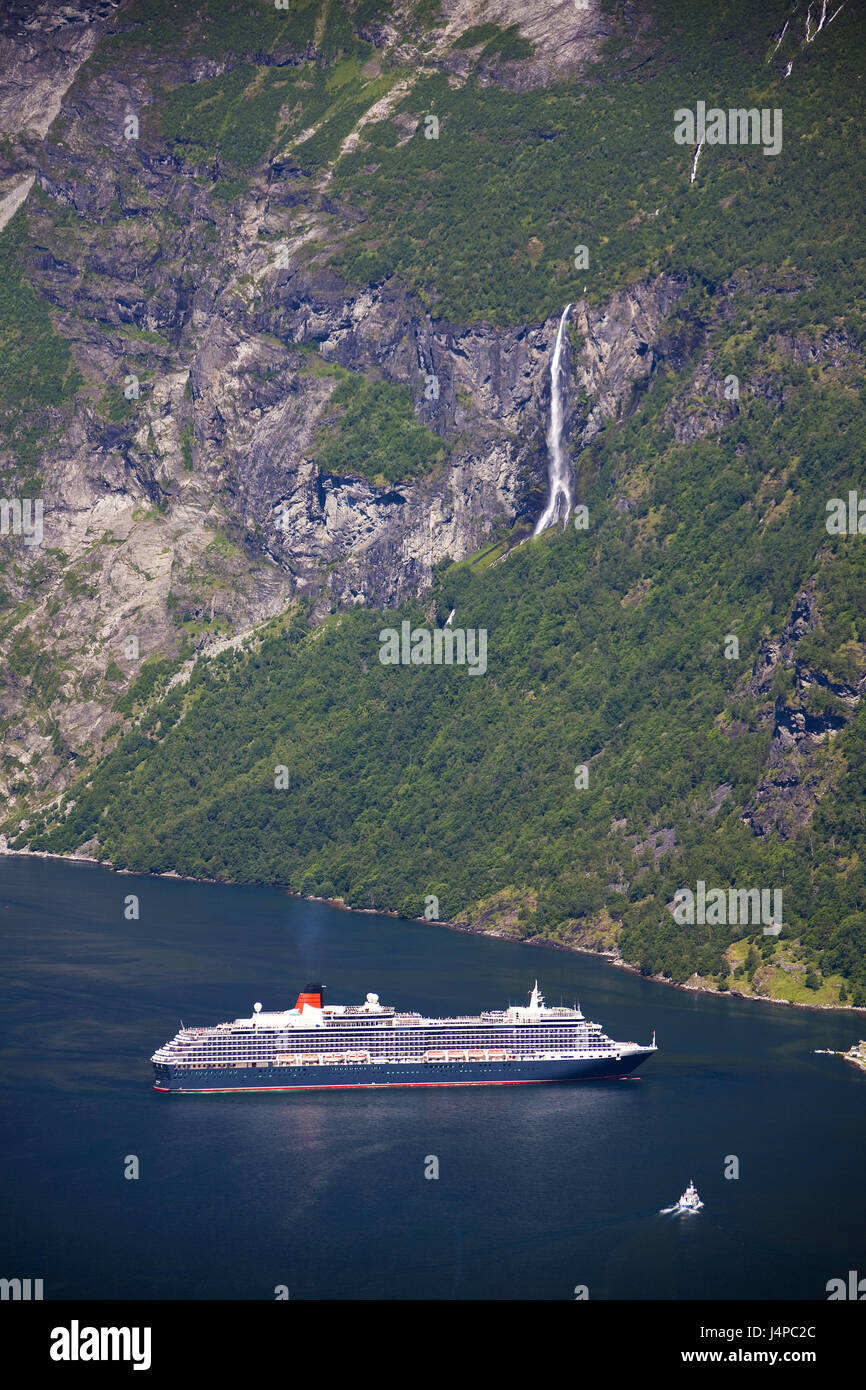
[253,1002,262,1014]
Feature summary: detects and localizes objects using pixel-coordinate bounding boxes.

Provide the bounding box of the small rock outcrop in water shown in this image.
[842,1042,866,1073]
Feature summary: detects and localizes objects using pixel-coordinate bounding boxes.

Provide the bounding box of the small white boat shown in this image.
[674,1180,703,1213]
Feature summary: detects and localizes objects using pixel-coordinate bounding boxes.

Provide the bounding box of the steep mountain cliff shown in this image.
[0,0,677,799]
[2,0,865,1006]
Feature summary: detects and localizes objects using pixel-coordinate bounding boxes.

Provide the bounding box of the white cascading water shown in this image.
[533,303,573,536]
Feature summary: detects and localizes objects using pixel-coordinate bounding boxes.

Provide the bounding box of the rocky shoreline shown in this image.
[3,839,864,1018]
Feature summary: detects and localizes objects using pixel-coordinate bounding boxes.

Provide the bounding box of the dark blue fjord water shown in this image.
[1,855,863,1301]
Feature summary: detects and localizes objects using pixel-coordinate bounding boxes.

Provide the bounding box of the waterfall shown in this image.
[533,304,573,536]
[690,137,704,182]
[769,20,788,57]
[805,2,844,44]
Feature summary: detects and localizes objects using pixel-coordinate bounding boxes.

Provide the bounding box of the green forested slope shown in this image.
[23,333,866,1001]
[7,0,866,1005]
[332,0,864,325]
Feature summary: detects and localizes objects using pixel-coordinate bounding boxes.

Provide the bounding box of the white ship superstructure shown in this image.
[152,982,657,1092]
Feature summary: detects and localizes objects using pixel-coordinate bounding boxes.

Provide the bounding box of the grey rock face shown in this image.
[571,275,686,443]
[0,3,684,805]
[741,589,866,840]
[0,1,119,139]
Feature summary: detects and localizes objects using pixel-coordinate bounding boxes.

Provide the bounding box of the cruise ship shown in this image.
[151,982,657,1092]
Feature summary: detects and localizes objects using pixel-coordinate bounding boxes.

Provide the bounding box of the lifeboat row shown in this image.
[270,1048,513,1066]
[274,1050,372,1066]
[423,1049,509,1062]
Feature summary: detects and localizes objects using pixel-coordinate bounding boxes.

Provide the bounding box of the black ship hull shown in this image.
[153,1050,654,1093]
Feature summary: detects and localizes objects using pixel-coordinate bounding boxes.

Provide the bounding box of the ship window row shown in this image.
[230,1027,599,1040]
[179,1035,604,1047]
[172,1045,614,1062]
[172,1034,611,1052]
[173,1038,614,1051]
[186,1024,601,1041]
[174,1045,614,1059]
[174,1033,611,1051]
[177,1033,608,1043]
[181,1020,604,1042]
[170,1047,614,1071]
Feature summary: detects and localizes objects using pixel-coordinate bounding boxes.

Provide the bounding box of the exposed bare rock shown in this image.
[663,323,860,446]
[438,0,615,89]
[707,783,732,818]
[571,275,687,442]
[0,1,683,807]
[0,1,119,139]
[631,826,677,861]
[0,172,35,231]
[741,589,866,839]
